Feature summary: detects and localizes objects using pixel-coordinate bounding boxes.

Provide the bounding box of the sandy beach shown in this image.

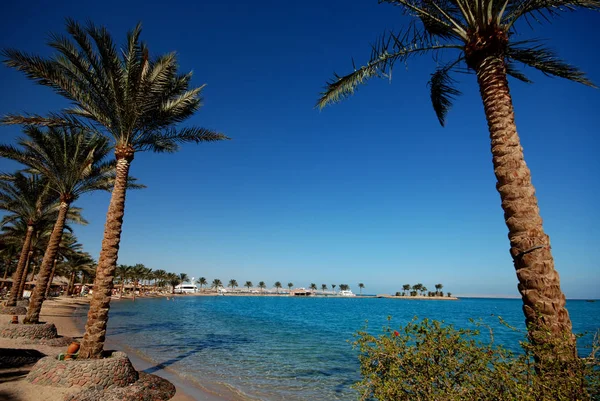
[0,296,232,401]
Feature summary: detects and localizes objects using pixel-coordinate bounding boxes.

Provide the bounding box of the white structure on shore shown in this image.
[175,283,198,293]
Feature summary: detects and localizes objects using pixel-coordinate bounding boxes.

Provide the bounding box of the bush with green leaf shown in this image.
[353,317,599,401]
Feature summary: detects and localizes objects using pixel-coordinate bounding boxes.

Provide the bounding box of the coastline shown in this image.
[0,296,238,401]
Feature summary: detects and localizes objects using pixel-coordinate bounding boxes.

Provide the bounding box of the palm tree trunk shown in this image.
[67,271,75,295]
[6,225,34,306]
[45,258,58,299]
[24,201,70,324]
[18,251,33,300]
[475,55,575,358]
[79,150,133,359]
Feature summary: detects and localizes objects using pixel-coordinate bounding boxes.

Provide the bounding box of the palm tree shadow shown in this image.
[142,334,250,374]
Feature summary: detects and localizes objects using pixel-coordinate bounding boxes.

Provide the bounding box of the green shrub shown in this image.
[353,317,599,401]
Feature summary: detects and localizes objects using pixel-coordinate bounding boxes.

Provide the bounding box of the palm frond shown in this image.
[505,61,533,83]
[317,28,460,109]
[428,60,462,126]
[136,127,230,153]
[380,0,467,39]
[507,41,596,87]
[504,0,600,29]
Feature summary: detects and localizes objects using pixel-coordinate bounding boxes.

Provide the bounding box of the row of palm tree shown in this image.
[1,19,228,359]
[198,279,366,294]
[398,283,447,297]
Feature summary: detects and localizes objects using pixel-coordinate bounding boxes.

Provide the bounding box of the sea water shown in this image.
[105,297,600,400]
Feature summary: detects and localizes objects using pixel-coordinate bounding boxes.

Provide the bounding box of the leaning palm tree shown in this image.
[317,0,598,358]
[2,20,228,358]
[0,126,116,324]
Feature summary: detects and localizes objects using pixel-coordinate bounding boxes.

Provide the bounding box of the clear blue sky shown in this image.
[1,0,598,298]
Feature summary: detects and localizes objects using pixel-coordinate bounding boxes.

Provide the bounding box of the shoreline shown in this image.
[0,296,236,401]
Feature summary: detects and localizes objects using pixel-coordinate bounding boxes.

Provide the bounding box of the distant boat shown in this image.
[338,289,355,297]
[585,300,596,303]
[174,283,198,294]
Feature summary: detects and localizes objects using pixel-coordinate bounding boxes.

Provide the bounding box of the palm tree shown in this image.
[316,0,596,357]
[196,277,207,292]
[211,279,223,291]
[358,283,365,295]
[422,286,428,297]
[339,284,350,292]
[167,273,181,294]
[245,281,253,291]
[321,284,327,293]
[274,281,282,294]
[45,233,83,298]
[0,173,77,306]
[287,282,294,292]
[115,264,131,298]
[331,284,336,293]
[310,283,317,292]
[402,284,411,296]
[0,127,115,323]
[228,279,238,291]
[258,281,266,293]
[178,273,189,284]
[2,20,228,358]
[130,264,148,301]
[435,283,444,296]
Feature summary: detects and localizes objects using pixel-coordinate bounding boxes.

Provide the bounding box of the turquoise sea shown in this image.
[104,297,600,400]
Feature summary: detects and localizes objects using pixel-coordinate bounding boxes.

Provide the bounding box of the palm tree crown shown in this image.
[318,0,596,123]
[2,19,229,151]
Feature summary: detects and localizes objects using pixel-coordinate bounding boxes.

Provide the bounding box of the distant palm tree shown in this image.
[358,283,365,295]
[115,264,131,298]
[402,284,411,296]
[287,282,294,292]
[245,281,253,291]
[316,0,593,357]
[229,279,238,290]
[179,273,189,284]
[274,281,282,294]
[3,20,228,358]
[447,292,452,298]
[258,281,266,293]
[196,277,207,291]
[310,283,317,292]
[435,283,444,296]
[321,284,327,293]
[211,279,223,291]
[422,286,428,297]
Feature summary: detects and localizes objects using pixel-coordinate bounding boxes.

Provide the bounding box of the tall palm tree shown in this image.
[435,283,444,296]
[0,127,116,324]
[317,0,597,357]
[274,281,282,294]
[258,281,266,293]
[321,284,327,293]
[196,277,207,291]
[2,20,228,358]
[245,281,253,291]
[287,282,294,292]
[358,283,365,295]
[228,279,238,290]
[331,284,336,293]
[0,173,84,306]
